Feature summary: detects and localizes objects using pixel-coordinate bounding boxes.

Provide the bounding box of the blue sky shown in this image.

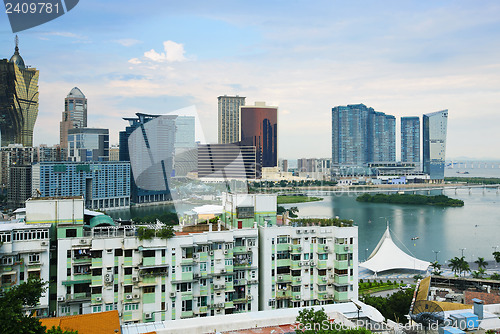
[2,0,500,159]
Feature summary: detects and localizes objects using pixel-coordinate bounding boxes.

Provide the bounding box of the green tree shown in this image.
[0,279,46,334]
[46,326,78,334]
[295,308,372,334]
[361,288,415,324]
[448,257,462,276]
[430,261,442,276]
[475,257,488,270]
[459,257,470,276]
[493,251,500,264]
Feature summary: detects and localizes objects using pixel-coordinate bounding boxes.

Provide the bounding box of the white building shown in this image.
[258,224,358,311]
[0,220,51,316]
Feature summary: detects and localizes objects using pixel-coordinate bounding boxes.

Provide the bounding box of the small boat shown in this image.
[456,171,470,174]
[411,236,419,240]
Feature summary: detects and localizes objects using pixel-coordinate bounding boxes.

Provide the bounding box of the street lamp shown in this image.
[459,248,466,257]
[432,250,440,262]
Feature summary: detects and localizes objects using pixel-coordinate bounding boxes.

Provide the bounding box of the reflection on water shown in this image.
[284,188,500,264]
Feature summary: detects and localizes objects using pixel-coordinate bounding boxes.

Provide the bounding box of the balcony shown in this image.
[334,274,349,284]
[291,245,303,254]
[276,274,292,283]
[65,292,91,301]
[276,290,292,300]
[334,291,349,302]
[334,244,352,254]
[334,260,349,270]
[276,243,291,252]
[317,260,328,269]
[73,257,92,264]
[233,246,250,254]
[276,259,291,267]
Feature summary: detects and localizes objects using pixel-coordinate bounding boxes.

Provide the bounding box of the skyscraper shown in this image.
[67,128,109,162]
[423,110,448,180]
[401,117,420,163]
[331,104,395,166]
[240,102,278,168]
[0,36,39,147]
[218,95,245,144]
[60,87,87,149]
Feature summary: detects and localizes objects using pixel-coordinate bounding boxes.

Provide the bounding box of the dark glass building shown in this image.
[240,102,278,168]
[197,143,260,179]
[401,117,420,163]
[0,37,39,146]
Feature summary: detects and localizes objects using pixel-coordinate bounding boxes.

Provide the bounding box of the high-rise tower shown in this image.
[401,117,420,163]
[423,110,448,180]
[0,36,39,147]
[218,95,245,144]
[60,87,87,149]
[240,102,278,168]
[331,104,396,166]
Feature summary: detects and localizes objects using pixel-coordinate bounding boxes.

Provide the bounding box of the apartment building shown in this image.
[258,224,358,311]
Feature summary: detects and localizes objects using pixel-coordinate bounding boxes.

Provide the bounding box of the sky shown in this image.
[1,0,500,160]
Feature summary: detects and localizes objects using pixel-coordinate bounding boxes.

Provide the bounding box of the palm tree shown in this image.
[494,251,500,264]
[430,261,442,276]
[475,257,488,270]
[448,257,461,276]
[459,256,470,276]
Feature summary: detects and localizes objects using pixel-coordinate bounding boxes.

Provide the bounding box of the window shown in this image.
[61,306,71,314]
[182,300,193,312]
[277,236,290,244]
[92,305,102,313]
[318,253,328,260]
[115,249,123,256]
[124,303,139,311]
[124,250,133,257]
[225,259,232,266]
[66,229,77,238]
[105,304,114,311]
[143,250,155,257]
[124,286,132,293]
[181,266,192,272]
[143,287,155,294]
[124,267,132,275]
[176,283,192,292]
[200,263,207,271]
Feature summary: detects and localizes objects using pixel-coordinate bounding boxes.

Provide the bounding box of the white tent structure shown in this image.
[360,226,430,274]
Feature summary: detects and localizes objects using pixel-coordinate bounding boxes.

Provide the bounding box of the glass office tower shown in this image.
[423,110,448,180]
[0,37,39,146]
[60,87,87,149]
[401,117,420,163]
[240,102,278,168]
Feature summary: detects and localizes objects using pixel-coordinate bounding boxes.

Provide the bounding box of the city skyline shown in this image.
[1,1,500,159]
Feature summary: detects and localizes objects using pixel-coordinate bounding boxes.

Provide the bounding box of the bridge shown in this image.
[273,184,500,196]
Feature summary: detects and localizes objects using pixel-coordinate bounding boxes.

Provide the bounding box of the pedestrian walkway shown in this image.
[358,265,500,280]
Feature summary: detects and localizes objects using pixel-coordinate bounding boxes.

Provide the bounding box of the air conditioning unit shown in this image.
[324,245,330,251]
[310,261,315,266]
[214,284,221,289]
[209,251,214,256]
[104,273,113,283]
[57,296,65,302]
[145,313,153,320]
[295,295,301,300]
[126,294,133,300]
[297,277,302,282]
[297,230,302,234]
[96,297,102,301]
[304,230,308,234]
[133,294,140,299]
[193,253,199,259]
[246,247,252,252]
[344,246,350,251]
[132,276,139,283]
[322,277,327,282]
[106,249,113,253]
[329,274,334,279]
[311,229,316,233]
[223,250,228,255]
[170,292,176,298]
[193,273,200,278]
[278,275,283,280]
[298,246,302,251]
[221,269,226,274]
[41,241,48,246]
[218,303,224,308]
[247,295,253,301]
[79,239,87,244]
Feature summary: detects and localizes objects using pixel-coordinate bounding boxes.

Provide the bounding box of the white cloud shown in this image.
[128,58,142,64]
[143,41,187,63]
[115,39,142,47]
